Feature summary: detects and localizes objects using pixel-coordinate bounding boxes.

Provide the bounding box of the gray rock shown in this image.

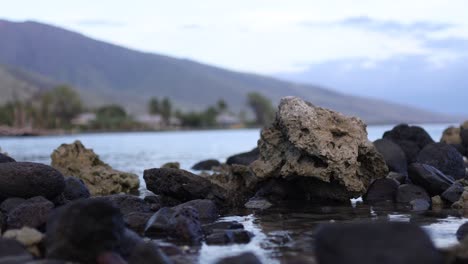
[442,183,464,203]
[127,241,173,264]
[172,199,218,221]
[226,148,259,166]
[363,178,399,204]
[63,176,90,201]
[408,163,454,196]
[192,159,221,171]
[396,184,430,204]
[6,197,54,230]
[0,153,15,163]
[215,252,262,264]
[416,143,465,180]
[374,139,408,175]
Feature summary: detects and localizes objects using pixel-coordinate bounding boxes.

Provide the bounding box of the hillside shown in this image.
[0,19,458,124]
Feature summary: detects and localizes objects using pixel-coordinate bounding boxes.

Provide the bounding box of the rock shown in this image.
[0,153,15,163]
[244,198,273,210]
[172,200,218,221]
[457,222,468,241]
[463,121,468,130]
[409,199,430,211]
[161,162,180,169]
[363,178,399,204]
[145,206,203,244]
[442,183,464,204]
[0,162,65,200]
[3,227,44,257]
[0,238,32,261]
[51,140,139,196]
[383,123,434,150]
[314,222,443,264]
[143,168,226,205]
[391,139,421,164]
[6,197,54,230]
[451,188,468,209]
[251,97,388,201]
[96,194,152,215]
[127,241,172,264]
[192,159,221,171]
[396,184,430,204]
[215,252,262,264]
[202,221,244,236]
[226,148,259,166]
[461,129,468,152]
[386,171,406,184]
[408,163,454,196]
[206,229,253,245]
[46,199,126,263]
[441,126,462,145]
[373,139,408,175]
[431,196,444,207]
[124,212,153,235]
[63,176,90,201]
[416,143,465,180]
[0,198,26,213]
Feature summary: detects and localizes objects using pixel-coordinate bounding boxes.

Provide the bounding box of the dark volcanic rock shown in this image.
[172,199,218,221]
[314,222,443,264]
[386,172,406,184]
[63,176,90,201]
[383,124,434,149]
[393,140,421,164]
[442,183,464,203]
[0,198,26,213]
[124,212,153,235]
[96,194,152,215]
[191,159,221,171]
[215,252,262,264]
[226,148,259,166]
[145,206,203,244]
[46,199,126,263]
[457,222,468,241]
[408,163,454,196]
[6,196,54,230]
[416,143,465,180]
[0,162,65,200]
[202,221,244,236]
[143,168,226,205]
[0,153,15,163]
[127,241,172,264]
[396,184,430,204]
[409,198,431,211]
[374,139,408,175]
[206,229,253,245]
[0,238,32,260]
[363,178,399,204]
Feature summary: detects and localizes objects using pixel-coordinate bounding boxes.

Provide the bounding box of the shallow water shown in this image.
[0,124,466,263]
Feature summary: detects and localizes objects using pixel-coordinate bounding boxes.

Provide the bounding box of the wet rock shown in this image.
[408,163,454,196]
[386,171,406,184]
[161,162,180,169]
[363,178,399,204]
[456,222,468,241]
[441,126,462,145]
[409,199,430,211]
[251,97,388,201]
[3,227,44,257]
[116,228,143,259]
[215,252,262,264]
[0,153,15,163]
[206,229,253,245]
[451,188,468,209]
[416,143,465,180]
[245,197,273,210]
[51,140,139,196]
[0,198,26,213]
[192,159,221,171]
[226,148,259,166]
[145,206,203,244]
[6,197,54,230]
[123,212,153,235]
[374,139,408,175]
[202,221,244,236]
[172,199,218,221]
[0,238,32,261]
[127,241,172,264]
[63,176,90,201]
[0,162,65,200]
[46,199,126,263]
[431,196,444,207]
[143,168,226,205]
[96,194,152,215]
[442,183,464,203]
[396,184,430,204]
[314,222,443,264]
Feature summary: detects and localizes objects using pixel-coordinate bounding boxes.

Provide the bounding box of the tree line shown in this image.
[0,85,276,131]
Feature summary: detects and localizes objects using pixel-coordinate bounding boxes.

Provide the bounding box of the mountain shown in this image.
[0,19,459,124]
[278,56,468,115]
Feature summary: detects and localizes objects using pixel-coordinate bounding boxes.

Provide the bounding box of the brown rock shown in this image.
[441,126,462,145]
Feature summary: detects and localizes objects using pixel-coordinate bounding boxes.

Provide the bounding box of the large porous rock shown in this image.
[373,139,408,175]
[441,126,462,145]
[226,148,259,166]
[0,162,65,200]
[62,176,90,201]
[382,124,434,161]
[0,153,15,163]
[314,222,443,264]
[192,159,221,171]
[416,143,465,180]
[6,196,54,230]
[408,163,454,196]
[46,199,126,263]
[143,168,227,206]
[251,97,388,201]
[145,206,203,244]
[51,141,139,196]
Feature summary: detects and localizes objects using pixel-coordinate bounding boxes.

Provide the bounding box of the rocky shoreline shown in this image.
[1,96,468,264]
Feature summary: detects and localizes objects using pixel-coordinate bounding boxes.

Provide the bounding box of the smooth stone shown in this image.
[191,159,221,171]
[0,153,15,163]
[202,221,244,236]
[396,184,430,204]
[408,163,454,196]
[0,238,32,259]
[172,199,218,221]
[409,198,430,211]
[244,197,273,210]
[457,222,468,241]
[442,183,464,203]
[63,176,90,201]
[416,143,465,180]
[363,178,399,204]
[226,148,259,166]
[374,139,408,175]
[386,172,406,184]
[127,241,172,264]
[124,212,153,235]
[215,252,262,264]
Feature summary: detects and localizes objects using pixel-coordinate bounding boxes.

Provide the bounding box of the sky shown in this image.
[1,0,468,74]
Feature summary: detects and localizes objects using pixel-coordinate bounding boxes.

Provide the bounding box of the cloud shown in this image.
[424,37,468,50]
[75,19,125,27]
[179,24,203,30]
